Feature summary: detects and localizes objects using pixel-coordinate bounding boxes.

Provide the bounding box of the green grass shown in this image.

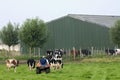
[1,60,120,80]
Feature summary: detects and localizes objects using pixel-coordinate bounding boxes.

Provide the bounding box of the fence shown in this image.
[0,47,116,61]
[61,47,106,61]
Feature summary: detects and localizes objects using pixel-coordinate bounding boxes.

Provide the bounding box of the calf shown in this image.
[27,58,36,70]
[6,59,19,72]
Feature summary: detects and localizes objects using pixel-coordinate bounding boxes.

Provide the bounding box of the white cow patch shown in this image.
[115,49,120,55]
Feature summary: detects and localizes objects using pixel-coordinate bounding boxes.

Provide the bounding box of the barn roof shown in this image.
[68,14,120,28]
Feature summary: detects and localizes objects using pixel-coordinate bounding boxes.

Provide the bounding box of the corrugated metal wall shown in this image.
[44,16,114,51]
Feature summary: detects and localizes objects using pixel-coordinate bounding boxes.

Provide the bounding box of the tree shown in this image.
[19,17,48,56]
[109,20,120,47]
[0,22,19,52]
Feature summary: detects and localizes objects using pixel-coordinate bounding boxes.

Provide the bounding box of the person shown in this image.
[40,56,49,67]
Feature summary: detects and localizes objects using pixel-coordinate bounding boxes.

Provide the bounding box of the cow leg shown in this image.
[57,63,60,69]
[53,65,56,70]
[14,67,16,72]
[51,63,56,70]
[53,64,56,70]
[32,62,35,70]
[7,67,10,71]
[61,63,63,68]
[29,66,32,70]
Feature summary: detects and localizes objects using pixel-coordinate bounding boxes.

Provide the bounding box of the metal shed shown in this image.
[44,14,120,50]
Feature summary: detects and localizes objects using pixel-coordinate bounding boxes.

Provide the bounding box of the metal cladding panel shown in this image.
[45,16,114,50]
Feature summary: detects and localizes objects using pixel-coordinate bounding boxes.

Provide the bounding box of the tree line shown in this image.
[110,20,120,48]
[0,17,48,57]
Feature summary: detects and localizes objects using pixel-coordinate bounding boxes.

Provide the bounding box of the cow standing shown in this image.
[46,50,54,63]
[81,49,91,56]
[27,58,36,70]
[6,59,19,72]
[50,58,63,70]
[50,49,63,70]
[105,49,115,55]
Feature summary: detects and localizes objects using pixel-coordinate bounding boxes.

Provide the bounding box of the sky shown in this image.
[0,0,120,29]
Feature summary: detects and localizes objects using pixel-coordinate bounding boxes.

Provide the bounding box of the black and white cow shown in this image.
[27,58,36,70]
[6,59,19,72]
[81,49,91,56]
[49,49,63,70]
[46,50,54,63]
[105,49,115,55]
[50,58,63,70]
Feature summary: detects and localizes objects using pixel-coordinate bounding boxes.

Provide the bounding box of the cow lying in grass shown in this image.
[27,58,36,70]
[6,59,19,72]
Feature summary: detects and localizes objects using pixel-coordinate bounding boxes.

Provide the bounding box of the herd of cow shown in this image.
[71,48,120,56]
[6,49,64,74]
[71,49,91,57]
[5,48,120,73]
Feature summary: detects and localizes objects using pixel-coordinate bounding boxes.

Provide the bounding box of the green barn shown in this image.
[44,14,120,50]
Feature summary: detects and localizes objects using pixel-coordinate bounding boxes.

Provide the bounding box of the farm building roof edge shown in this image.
[46,14,120,28]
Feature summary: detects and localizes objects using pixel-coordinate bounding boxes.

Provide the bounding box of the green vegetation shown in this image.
[19,17,48,48]
[110,19,120,47]
[19,18,48,57]
[0,22,19,52]
[0,17,48,57]
[1,57,120,80]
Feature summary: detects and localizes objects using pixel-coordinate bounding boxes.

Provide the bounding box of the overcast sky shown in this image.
[0,0,120,29]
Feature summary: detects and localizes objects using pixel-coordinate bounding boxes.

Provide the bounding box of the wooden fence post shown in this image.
[73,47,75,60]
[38,48,40,57]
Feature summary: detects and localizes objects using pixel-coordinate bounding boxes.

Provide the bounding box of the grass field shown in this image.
[1,57,120,80]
